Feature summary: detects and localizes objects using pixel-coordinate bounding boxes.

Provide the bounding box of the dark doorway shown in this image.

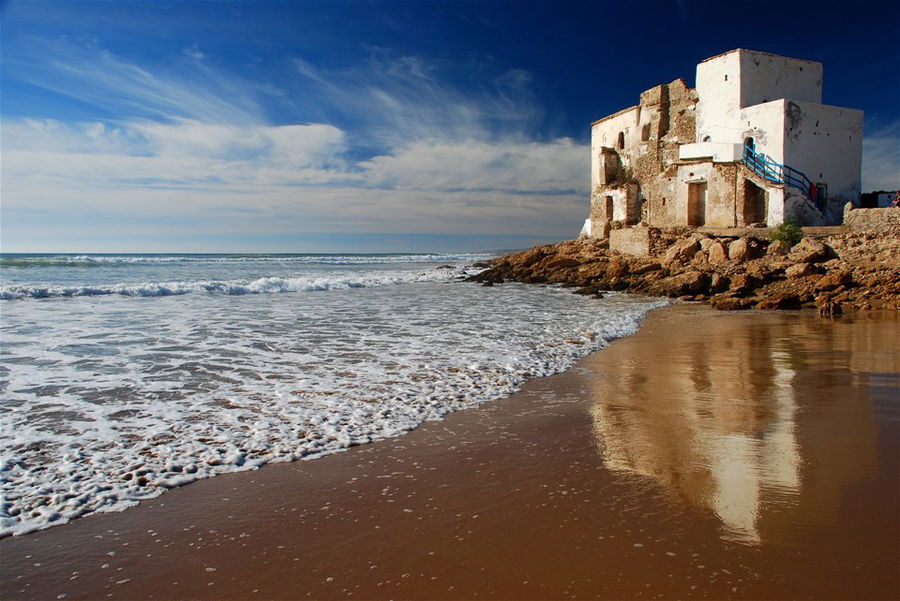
[743,179,767,225]
[687,183,707,226]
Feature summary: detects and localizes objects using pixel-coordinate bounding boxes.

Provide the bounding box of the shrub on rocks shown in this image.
[770,218,803,247]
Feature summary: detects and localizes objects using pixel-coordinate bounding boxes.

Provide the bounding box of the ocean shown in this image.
[0,253,666,537]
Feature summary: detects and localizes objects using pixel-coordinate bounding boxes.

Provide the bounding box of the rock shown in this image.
[789,238,829,263]
[663,237,700,265]
[728,237,761,263]
[814,270,853,292]
[709,294,755,310]
[767,239,791,256]
[785,263,815,278]
[699,238,715,251]
[816,293,843,316]
[707,242,728,264]
[755,294,802,310]
[606,256,630,279]
[630,262,663,275]
[545,257,581,270]
[709,273,730,293]
[649,271,708,297]
[729,273,762,296]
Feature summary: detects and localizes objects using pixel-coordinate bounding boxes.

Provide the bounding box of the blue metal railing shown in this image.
[742,143,823,210]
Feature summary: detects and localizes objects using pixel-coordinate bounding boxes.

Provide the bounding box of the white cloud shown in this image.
[862,119,900,192]
[1,42,592,251]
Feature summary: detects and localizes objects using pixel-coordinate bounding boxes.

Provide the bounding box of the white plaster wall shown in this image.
[696,50,822,148]
[599,187,633,222]
[783,101,863,210]
[695,52,742,144]
[766,188,785,225]
[739,100,786,163]
[739,50,822,108]
[679,142,743,162]
[591,107,639,190]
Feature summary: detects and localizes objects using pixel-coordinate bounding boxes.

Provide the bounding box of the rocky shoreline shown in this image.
[469,228,900,313]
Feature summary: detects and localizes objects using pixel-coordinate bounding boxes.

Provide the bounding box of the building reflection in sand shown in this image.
[590,312,894,545]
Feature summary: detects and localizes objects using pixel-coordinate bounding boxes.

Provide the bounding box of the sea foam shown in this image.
[1,260,666,537]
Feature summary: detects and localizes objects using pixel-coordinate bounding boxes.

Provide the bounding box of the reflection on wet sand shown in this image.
[591,309,898,545]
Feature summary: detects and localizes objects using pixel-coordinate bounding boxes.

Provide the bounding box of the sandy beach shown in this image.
[2,303,898,600]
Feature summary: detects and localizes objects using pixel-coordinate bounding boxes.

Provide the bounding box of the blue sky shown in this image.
[2,0,898,253]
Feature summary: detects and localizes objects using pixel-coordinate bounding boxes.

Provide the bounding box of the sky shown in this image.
[1,0,898,253]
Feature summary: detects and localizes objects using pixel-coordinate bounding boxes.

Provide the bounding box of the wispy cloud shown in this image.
[862,119,900,191]
[4,37,264,123]
[1,39,589,251]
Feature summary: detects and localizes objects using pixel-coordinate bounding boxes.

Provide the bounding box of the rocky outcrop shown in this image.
[468,229,900,313]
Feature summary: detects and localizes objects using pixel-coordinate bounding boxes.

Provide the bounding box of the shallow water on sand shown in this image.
[2,305,897,600]
[0,253,666,537]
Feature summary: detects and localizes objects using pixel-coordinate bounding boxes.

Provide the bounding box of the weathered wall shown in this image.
[609,227,652,257]
[589,183,639,224]
[673,162,739,228]
[844,207,900,235]
[695,51,742,144]
[695,50,822,146]
[739,100,786,162]
[783,100,863,223]
[591,107,639,191]
[738,50,822,108]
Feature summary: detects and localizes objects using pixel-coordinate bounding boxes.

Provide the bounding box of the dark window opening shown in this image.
[617,131,625,150]
[641,123,651,142]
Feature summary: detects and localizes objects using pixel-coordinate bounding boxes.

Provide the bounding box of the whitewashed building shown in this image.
[582,49,863,239]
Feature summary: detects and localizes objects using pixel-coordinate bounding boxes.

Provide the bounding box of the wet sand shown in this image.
[2,304,898,600]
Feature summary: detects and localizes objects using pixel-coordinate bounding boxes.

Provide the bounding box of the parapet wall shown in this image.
[844,207,900,235]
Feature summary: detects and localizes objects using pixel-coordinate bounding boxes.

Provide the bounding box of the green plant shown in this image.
[771,218,803,247]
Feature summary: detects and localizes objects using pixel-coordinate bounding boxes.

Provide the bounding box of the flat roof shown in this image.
[699,48,821,67]
[591,105,639,127]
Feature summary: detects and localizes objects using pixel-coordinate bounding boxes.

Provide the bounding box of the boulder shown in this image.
[663,237,700,265]
[709,273,731,293]
[727,237,763,263]
[707,242,728,264]
[767,239,792,256]
[649,271,708,297]
[729,273,762,296]
[630,262,663,275]
[814,270,853,292]
[606,256,630,279]
[788,238,829,263]
[709,294,755,310]
[785,263,815,278]
[755,294,803,310]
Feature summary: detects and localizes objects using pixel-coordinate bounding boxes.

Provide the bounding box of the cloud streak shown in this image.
[1,40,590,251]
[862,119,900,192]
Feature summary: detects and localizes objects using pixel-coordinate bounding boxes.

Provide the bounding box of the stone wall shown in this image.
[844,207,900,235]
[609,227,653,257]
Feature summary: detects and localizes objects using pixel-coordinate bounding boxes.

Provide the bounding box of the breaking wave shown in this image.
[0,267,475,300]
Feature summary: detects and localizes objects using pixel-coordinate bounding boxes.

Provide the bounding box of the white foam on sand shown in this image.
[0,279,666,537]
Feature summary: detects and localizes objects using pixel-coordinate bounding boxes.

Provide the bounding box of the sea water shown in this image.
[0,253,666,537]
